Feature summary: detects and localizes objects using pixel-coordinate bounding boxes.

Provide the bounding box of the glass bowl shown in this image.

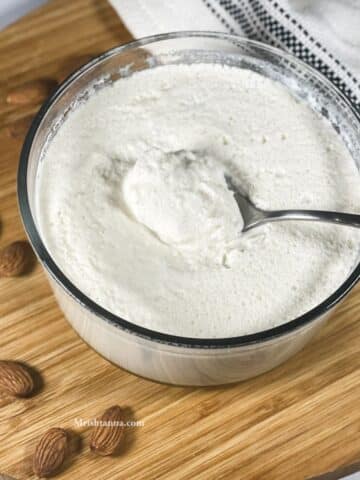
[18,31,360,386]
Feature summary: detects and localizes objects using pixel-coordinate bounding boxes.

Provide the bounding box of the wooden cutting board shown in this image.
[1,1,360,478]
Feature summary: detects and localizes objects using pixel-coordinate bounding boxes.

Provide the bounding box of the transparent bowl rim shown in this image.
[17,30,360,349]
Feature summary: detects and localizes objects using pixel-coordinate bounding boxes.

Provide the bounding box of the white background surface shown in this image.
[0,0,48,30]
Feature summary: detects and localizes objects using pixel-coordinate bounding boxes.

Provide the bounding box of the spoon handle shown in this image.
[262,209,360,228]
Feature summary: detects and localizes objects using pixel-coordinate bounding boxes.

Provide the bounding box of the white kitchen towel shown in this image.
[109,0,360,116]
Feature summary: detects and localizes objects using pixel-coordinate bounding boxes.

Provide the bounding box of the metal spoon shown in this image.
[224,174,360,233]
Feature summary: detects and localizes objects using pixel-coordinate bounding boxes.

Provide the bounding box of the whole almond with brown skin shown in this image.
[6,115,33,139]
[0,241,29,277]
[6,79,57,105]
[33,428,68,478]
[90,405,124,456]
[0,361,34,397]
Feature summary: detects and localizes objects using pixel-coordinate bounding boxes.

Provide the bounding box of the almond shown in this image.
[33,428,68,478]
[0,361,34,397]
[0,241,30,277]
[6,79,57,105]
[6,116,33,139]
[90,405,124,456]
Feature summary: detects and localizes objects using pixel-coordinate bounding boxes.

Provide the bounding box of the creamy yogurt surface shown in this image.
[36,63,360,338]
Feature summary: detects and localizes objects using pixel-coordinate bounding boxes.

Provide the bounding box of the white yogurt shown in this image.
[36,63,360,338]
[122,149,243,266]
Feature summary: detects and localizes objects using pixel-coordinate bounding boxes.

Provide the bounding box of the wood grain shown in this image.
[0,1,360,479]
